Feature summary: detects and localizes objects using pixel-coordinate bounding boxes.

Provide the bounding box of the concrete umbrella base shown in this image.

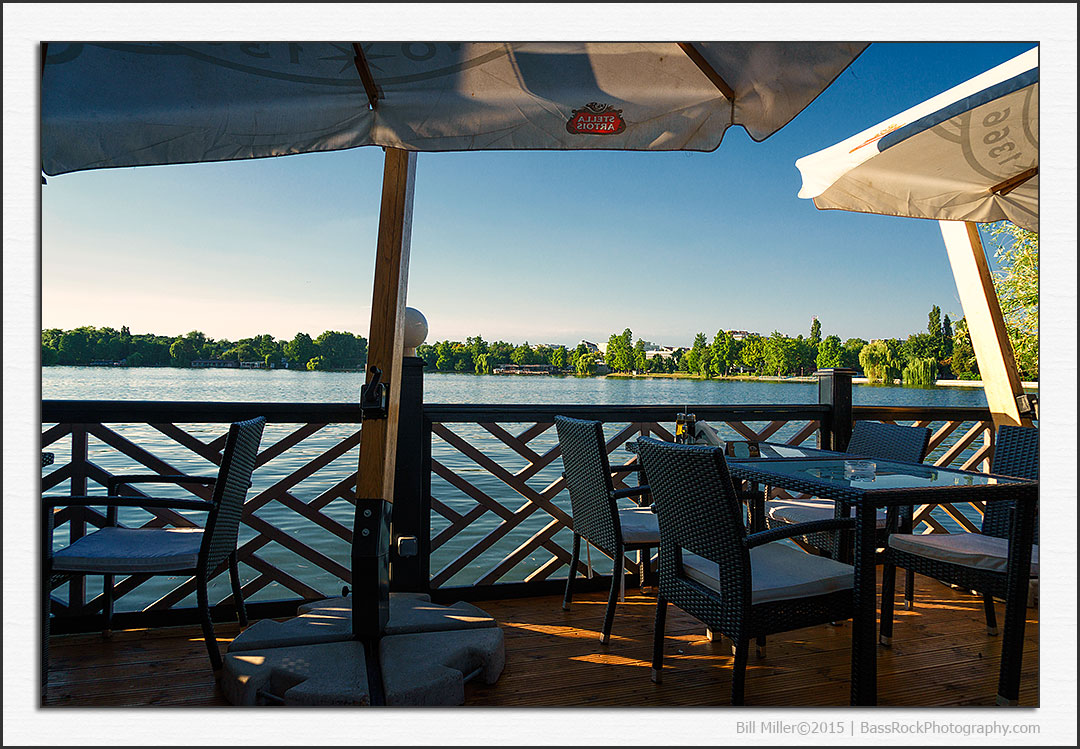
[220,593,504,706]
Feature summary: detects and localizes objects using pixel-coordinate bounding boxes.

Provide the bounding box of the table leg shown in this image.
[850,504,878,705]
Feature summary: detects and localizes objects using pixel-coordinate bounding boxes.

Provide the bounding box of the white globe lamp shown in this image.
[403,307,428,357]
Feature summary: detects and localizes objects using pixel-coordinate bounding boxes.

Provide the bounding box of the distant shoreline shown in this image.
[38,365,1039,391]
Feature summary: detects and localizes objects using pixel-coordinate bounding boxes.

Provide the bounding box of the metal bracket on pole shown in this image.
[360,366,389,420]
[1015,393,1038,420]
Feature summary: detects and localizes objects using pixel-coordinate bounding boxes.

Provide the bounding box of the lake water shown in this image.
[42,368,995,608]
[41,366,992,407]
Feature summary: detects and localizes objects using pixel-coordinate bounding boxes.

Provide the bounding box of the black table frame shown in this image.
[727,456,1038,706]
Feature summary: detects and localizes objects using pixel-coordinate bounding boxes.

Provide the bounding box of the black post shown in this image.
[816,368,855,452]
[390,355,429,593]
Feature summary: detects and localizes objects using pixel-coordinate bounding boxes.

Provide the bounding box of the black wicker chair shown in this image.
[43,416,265,683]
[764,420,931,603]
[879,424,1038,705]
[555,415,659,644]
[635,437,855,705]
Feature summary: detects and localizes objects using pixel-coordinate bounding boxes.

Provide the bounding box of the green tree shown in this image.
[902,357,938,387]
[315,330,366,369]
[709,330,736,377]
[169,337,197,367]
[902,332,941,364]
[306,356,327,371]
[550,345,568,371]
[685,332,708,375]
[763,331,796,376]
[950,317,979,379]
[575,352,596,375]
[942,314,954,357]
[986,221,1038,380]
[511,342,535,366]
[809,317,821,344]
[841,338,868,370]
[859,340,901,384]
[738,334,766,374]
[633,339,648,373]
[815,335,844,369]
[284,333,319,368]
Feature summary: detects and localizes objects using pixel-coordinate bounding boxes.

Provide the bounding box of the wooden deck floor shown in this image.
[43,573,1038,708]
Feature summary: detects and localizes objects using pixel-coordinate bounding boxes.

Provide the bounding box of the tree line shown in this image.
[41,326,368,371]
[410,305,976,384]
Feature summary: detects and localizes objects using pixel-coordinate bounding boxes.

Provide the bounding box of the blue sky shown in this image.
[39,40,1038,348]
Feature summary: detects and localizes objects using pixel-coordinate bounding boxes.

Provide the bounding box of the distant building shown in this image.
[238,360,267,369]
[493,364,555,375]
[643,346,678,360]
[578,340,600,353]
[192,359,239,368]
[728,330,752,341]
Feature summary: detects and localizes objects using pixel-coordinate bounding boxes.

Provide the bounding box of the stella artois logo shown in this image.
[566,102,626,135]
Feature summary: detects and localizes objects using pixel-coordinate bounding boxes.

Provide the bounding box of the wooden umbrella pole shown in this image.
[353,147,417,640]
[939,220,1034,432]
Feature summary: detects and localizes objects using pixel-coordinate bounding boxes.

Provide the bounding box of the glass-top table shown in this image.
[725,454,1037,706]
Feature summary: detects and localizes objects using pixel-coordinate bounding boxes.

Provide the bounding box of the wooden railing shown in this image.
[42,398,999,630]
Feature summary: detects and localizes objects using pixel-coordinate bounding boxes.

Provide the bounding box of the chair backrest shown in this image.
[555,416,620,553]
[200,416,265,572]
[846,420,931,464]
[983,424,1039,539]
[635,437,751,606]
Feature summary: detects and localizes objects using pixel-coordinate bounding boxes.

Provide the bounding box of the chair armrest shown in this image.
[43,495,215,512]
[744,517,856,549]
[107,474,216,494]
[610,464,645,475]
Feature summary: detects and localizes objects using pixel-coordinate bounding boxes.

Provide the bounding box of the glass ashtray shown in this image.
[844,460,877,480]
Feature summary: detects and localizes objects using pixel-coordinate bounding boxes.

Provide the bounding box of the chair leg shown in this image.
[600,550,621,644]
[229,552,248,627]
[997,588,1028,705]
[102,573,114,637]
[42,568,51,698]
[651,596,667,683]
[879,561,897,647]
[756,634,766,658]
[982,592,999,636]
[563,533,580,611]
[196,576,223,672]
[904,569,915,609]
[731,638,750,706]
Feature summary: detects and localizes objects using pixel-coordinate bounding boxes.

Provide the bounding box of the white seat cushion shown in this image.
[888,532,1038,577]
[681,543,853,604]
[618,507,660,545]
[52,527,203,573]
[767,499,889,529]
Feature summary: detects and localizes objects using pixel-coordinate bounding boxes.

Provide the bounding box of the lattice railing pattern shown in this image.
[43,419,361,617]
[428,413,1001,589]
[428,416,824,589]
[41,403,1002,615]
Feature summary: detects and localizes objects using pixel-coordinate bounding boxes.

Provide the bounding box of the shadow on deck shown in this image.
[43,573,1038,708]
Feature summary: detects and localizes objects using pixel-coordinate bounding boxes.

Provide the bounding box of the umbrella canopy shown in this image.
[794,48,1037,231]
[41,41,866,174]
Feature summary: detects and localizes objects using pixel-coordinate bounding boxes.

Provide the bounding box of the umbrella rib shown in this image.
[352,42,381,110]
[676,42,735,101]
[990,167,1037,196]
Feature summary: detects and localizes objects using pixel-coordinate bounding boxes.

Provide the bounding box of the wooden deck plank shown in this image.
[42,574,1038,707]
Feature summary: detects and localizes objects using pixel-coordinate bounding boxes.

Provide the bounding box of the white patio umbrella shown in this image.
[795,47,1037,231]
[41,41,866,173]
[40,41,868,701]
[794,48,1038,429]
